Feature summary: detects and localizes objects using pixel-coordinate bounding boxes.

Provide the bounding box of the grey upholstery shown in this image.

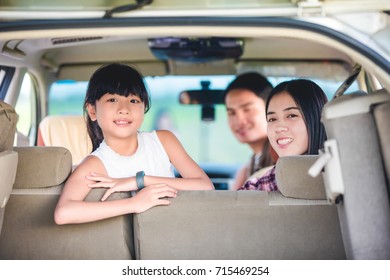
[322,91,390,259]
[373,101,390,187]
[0,151,18,207]
[134,157,345,260]
[13,146,72,189]
[0,146,134,260]
[0,151,18,234]
[0,101,18,239]
[276,155,326,200]
[0,101,18,152]
[134,190,344,260]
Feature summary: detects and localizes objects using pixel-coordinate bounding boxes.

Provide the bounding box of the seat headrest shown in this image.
[275,155,326,200]
[13,146,72,189]
[0,101,18,152]
[323,91,390,120]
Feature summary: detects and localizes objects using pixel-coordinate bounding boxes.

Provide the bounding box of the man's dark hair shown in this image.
[224,72,273,103]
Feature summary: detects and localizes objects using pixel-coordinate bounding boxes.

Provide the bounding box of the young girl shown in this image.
[239,79,328,191]
[55,63,214,225]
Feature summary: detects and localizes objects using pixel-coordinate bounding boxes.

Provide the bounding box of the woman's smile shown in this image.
[276,137,293,147]
[267,92,308,157]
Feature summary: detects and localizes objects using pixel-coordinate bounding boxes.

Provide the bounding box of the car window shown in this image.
[48,73,359,167]
[15,73,37,140]
[0,65,15,101]
[48,75,251,167]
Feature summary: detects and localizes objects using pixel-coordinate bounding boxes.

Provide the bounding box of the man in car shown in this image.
[224,72,275,190]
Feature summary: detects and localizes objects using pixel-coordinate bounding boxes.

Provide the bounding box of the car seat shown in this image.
[37,115,92,166]
[315,89,390,259]
[133,155,345,260]
[0,101,18,234]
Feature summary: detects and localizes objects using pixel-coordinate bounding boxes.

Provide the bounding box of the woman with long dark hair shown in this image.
[239,79,328,191]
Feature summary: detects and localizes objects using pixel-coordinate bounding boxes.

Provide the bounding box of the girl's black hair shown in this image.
[265,79,328,155]
[83,63,151,151]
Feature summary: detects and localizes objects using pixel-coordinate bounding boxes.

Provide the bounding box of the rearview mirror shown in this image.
[179,81,225,105]
[179,89,225,105]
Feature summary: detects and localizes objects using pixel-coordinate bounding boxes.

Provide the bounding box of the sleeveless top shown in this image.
[90,130,175,178]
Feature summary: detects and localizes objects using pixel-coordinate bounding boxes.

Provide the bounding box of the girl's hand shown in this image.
[86,172,136,201]
[132,183,178,213]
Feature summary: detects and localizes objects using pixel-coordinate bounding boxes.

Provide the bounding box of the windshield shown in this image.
[48,72,358,168]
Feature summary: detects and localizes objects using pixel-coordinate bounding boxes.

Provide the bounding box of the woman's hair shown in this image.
[224,71,273,102]
[83,63,151,151]
[265,79,328,155]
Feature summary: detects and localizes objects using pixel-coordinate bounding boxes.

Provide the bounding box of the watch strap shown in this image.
[136,171,145,190]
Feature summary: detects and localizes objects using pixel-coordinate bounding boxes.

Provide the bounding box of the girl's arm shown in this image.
[155,130,214,190]
[54,155,177,225]
[86,130,214,201]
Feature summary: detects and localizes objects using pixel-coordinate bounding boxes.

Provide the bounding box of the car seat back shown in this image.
[133,156,345,259]
[321,90,390,259]
[37,115,92,166]
[0,101,18,151]
[0,146,134,260]
[373,92,390,189]
[0,101,18,237]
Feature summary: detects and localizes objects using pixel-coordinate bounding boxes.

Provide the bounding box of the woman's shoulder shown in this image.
[239,166,277,191]
[249,165,275,179]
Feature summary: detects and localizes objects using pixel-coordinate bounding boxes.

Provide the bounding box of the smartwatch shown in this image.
[136,171,145,190]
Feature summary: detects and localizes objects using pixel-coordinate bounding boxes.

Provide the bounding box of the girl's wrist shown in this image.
[131,177,138,191]
[136,171,145,190]
[127,196,138,213]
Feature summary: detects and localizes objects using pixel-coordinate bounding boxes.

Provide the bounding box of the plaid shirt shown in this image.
[239,166,278,191]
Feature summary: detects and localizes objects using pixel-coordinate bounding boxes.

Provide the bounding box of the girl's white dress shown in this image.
[90,130,175,178]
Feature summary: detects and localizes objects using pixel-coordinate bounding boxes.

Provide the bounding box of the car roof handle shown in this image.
[332,63,362,100]
[103,0,153,18]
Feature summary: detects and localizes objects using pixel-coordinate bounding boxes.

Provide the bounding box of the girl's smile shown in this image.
[113,118,133,126]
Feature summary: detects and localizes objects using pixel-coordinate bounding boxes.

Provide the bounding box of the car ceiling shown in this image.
[0,10,389,89]
[0,0,388,18]
[6,34,349,80]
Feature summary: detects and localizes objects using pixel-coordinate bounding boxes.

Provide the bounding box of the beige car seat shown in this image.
[0,101,18,234]
[37,115,92,166]
[133,155,345,260]
[0,146,134,260]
